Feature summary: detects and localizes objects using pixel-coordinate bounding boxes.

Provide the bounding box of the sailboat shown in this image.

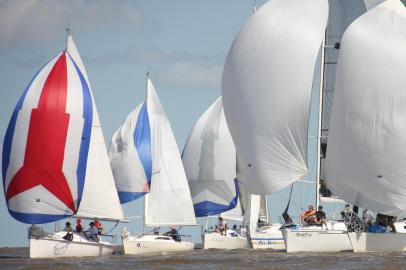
[325,0,406,252]
[109,75,197,255]
[221,0,331,252]
[2,31,124,258]
[281,0,373,253]
[245,194,285,250]
[182,97,249,249]
[221,0,350,252]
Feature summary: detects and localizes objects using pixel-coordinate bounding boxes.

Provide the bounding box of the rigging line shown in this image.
[103,220,120,235]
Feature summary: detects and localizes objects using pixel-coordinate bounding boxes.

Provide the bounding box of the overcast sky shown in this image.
[0,0,327,247]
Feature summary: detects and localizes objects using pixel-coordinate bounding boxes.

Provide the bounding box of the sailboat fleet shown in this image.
[2,0,406,258]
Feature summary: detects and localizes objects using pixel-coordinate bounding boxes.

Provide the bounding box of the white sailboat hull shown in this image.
[29,232,115,258]
[349,232,406,252]
[282,223,352,252]
[251,224,285,250]
[203,232,249,249]
[122,234,194,255]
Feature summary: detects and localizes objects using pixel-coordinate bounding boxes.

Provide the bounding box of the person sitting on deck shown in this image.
[216,217,228,235]
[362,209,374,228]
[63,221,74,241]
[315,206,327,227]
[300,205,316,225]
[153,227,160,235]
[238,225,246,237]
[85,222,99,241]
[76,218,83,233]
[94,219,103,235]
[164,227,181,242]
[376,213,397,233]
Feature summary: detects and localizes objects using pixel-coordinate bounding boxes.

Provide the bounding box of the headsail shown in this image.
[109,102,151,204]
[144,79,196,226]
[221,0,329,194]
[182,97,240,217]
[326,0,406,216]
[66,34,124,221]
[2,51,93,224]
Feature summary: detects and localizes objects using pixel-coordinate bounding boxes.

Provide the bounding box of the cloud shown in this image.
[86,45,222,66]
[85,45,224,90]
[157,61,223,91]
[0,0,143,49]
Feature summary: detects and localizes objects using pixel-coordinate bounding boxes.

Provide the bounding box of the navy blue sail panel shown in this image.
[134,102,152,185]
[193,178,239,217]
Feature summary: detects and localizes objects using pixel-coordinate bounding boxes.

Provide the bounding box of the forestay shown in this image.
[221,0,329,194]
[182,97,240,218]
[3,51,93,224]
[67,35,124,221]
[144,79,196,226]
[326,0,406,216]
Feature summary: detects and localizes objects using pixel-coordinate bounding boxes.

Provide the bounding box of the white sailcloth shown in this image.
[66,35,124,221]
[109,102,151,204]
[221,0,329,194]
[325,0,406,216]
[144,79,196,226]
[182,97,240,218]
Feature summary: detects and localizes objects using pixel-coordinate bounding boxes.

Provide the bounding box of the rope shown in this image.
[103,220,119,235]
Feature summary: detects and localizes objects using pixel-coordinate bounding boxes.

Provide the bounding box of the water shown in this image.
[1,248,406,270]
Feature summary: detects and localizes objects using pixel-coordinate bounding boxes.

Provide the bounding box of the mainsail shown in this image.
[182,97,240,218]
[67,34,124,221]
[221,0,328,194]
[144,79,196,226]
[3,51,93,224]
[325,0,406,216]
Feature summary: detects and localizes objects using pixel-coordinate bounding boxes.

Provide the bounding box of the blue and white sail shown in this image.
[182,97,240,218]
[66,34,124,221]
[109,101,151,204]
[109,78,196,226]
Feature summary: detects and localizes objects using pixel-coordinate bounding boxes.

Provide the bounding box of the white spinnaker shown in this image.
[145,79,196,226]
[221,0,329,194]
[326,0,406,216]
[67,34,124,221]
[182,97,240,217]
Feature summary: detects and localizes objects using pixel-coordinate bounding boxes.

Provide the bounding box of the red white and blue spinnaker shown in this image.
[2,51,93,224]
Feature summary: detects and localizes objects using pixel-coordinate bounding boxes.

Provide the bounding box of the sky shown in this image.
[0,0,339,247]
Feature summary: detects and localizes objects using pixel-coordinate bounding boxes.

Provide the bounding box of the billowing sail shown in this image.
[326,0,406,216]
[2,51,93,224]
[320,0,368,200]
[222,0,328,194]
[182,97,239,217]
[109,102,151,204]
[67,34,124,221]
[144,79,196,226]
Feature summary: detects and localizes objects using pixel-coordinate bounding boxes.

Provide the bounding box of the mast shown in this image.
[143,70,150,235]
[315,35,326,209]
